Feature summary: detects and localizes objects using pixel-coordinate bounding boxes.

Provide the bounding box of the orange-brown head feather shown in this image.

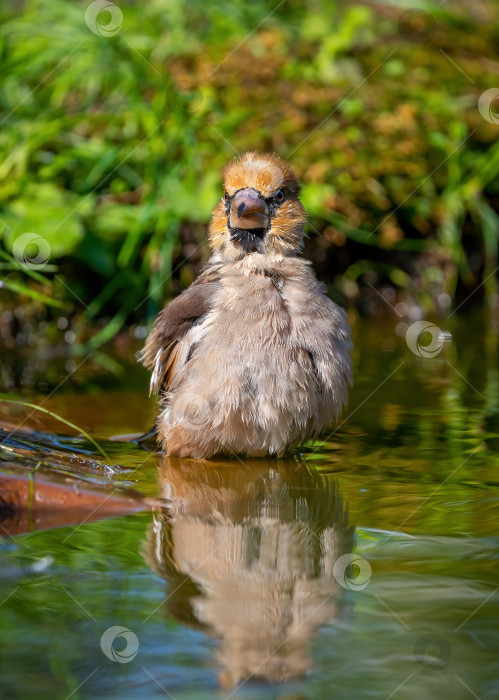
[208,152,306,260]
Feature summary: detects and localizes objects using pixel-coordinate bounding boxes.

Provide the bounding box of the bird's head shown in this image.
[208,152,306,261]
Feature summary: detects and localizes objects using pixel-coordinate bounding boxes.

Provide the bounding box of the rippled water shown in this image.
[0,316,498,699]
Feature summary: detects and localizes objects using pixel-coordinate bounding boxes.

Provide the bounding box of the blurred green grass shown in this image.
[0,0,498,349]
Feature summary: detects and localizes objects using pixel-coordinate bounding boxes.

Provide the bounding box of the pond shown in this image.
[0,314,497,699]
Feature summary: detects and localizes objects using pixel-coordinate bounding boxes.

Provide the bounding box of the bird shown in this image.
[140,152,352,459]
[142,457,354,687]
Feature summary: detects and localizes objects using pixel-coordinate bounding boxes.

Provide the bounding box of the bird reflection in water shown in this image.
[142,457,355,689]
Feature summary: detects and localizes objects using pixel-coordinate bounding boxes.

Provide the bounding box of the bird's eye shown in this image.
[224,192,230,201]
[276,190,285,202]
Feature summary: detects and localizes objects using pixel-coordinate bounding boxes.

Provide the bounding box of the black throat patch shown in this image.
[229,226,267,254]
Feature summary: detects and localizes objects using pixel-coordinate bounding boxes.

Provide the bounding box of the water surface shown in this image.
[0,315,498,699]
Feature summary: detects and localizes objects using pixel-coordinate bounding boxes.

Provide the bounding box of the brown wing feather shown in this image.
[140,264,221,395]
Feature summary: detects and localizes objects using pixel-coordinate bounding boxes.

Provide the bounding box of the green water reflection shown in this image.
[0,316,498,699]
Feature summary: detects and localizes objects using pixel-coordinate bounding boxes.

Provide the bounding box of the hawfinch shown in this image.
[141,152,352,458]
[142,457,354,686]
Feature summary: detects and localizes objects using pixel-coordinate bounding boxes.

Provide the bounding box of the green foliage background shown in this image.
[0,0,498,350]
